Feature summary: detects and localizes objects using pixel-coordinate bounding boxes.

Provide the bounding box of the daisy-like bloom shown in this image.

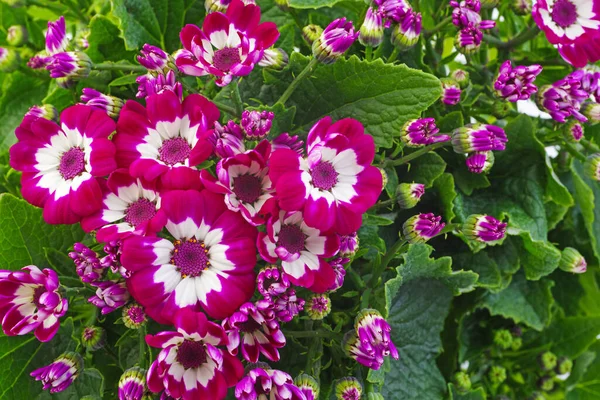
[45,16,68,56]
[451,124,507,153]
[466,151,495,174]
[396,183,425,209]
[565,120,584,142]
[272,133,304,155]
[222,300,286,362]
[176,0,279,86]
[256,265,290,297]
[241,110,274,139]
[338,232,359,257]
[391,10,422,51]
[401,118,450,147]
[258,48,289,70]
[46,51,92,79]
[295,374,319,400]
[313,18,359,64]
[114,90,218,190]
[25,104,59,122]
[269,117,382,235]
[302,24,323,45]
[306,293,331,320]
[584,153,600,181]
[82,326,106,351]
[146,310,244,400]
[257,210,340,292]
[119,367,150,400]
[209,120,246,159]
[81,169,166,243]
[559,247,587,273]
[89,280,130,314]
[532,0,600,67]
[441,78,462,105]
[138,44,169,71]
[494,61,543,102]
[345,309,399,370]
[403,213,445,244]
[136,71,183,100]
[201,141,276,226]
[359,7,385,47]
[455,25,483,54]
[462,214,507,243]
[31,352,82,394]
[10,105,116,224]
[69,242,105,284]
[81,88,125,119]
[121,189,258,323]
[122,303,148,329]
[328,257,349,292]
[235,366,306,400]
[0,265,67,342]
[334,377,362,400]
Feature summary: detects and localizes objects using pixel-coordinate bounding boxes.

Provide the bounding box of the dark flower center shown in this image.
[83,327,95,340]
[172,239,210,278]
[159,137,191,166]
[311,161,338,190]
[238,318,262,333]
[213,48,241,71]
[127,306,145,323]
[124,198,157,226]
[59,147,86,180]
[32,285,46,308]
[177,340,207,369]
[277,224,305,254]
[232,174,263,204]
[551,0,578,27]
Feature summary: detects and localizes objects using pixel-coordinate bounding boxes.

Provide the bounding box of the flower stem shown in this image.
[276,57,319,106]
[369,238,407,289]
[285,329,337,339]
[365,46,373,61]
[231,79,244,116]
[387,47,399,63]
[483,26,540,49]
[424,16,452,38]
[385,141,450,167]
[369,197,396,211]
[563,141,587,162]
[93,63,147,73]
[581,139,600,153]
[138,325,147,369]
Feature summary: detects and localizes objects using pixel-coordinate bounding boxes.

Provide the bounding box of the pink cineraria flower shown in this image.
[146,310,244,400]
[81,88,125,119]
[69,242,105,284]
[31,352,82,394]
[235,366,306,400]
[451,124,507,153]
[176,0,279,86]
[89,280,130,314]
[208,120,246,159]
[241,110,274,139]
[494,61,543,102]
[533,0,600,67]
[118,367,149,400]
[313,18,359,64]
[46,16,69,56]
[272,133,304,155]
[121,189,258,323]
[0,266,67,342]
[463,214,507,243]
[401,118,450,147]
[10,105,116,224]
[257,265,290,298]
[257,210,340,292]
[270,288,305,323]
[403,213,445,244]
[138,44,169,71]
[201,140,276,225]
[136,71,183,100]
[466,151,495,174]
[345,309,399,370]
[222,300,286,362]
[81,169,166,243]
[114,91,218,190]
[269,117,382,235]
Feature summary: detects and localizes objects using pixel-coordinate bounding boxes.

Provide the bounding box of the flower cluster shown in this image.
[494,61,543,102]
[450,0,496,53]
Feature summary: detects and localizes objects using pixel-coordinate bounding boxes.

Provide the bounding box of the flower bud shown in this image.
[480,0,499,8]
[488,365,507,386]
[46,51,92,79]
[463,214,507,243]
[450,69,470,88]
[45,16,68,55]
[25,104,59,122]
[396,183,425,209]
[241,109,275,139]
[455,26,483,54]
[89,280,130,314]
[359,7,385,48]
[537,376,554,392]
[441,78,462,105]
[273,0,290,10]
[584,153,600,181]
[0,47,20,72]
[492,101,512,118]
[494,60,542,102]
[453,371,472,392]
[339,232,359,257]
[137,44,169,71]
[466,151,495,174]
[556,356,573,375]
[7,25,27,46]
[258,48,289,70]
[559,247,587,274]
[302,24,323,46]
[581,102,600,124]
[511,337,522,351]
[401,118,450,147]
[403,213,445,244]
[313,18,358,64]
[272,132,304,155]
[31,352,83,394]
[334,377,362,400]
[56,77,75,89]
[391,10,422,51]
[122,303,148,329]
[328,257,348,292]
[565,121,584,142]
[452,124,507,153]
[306,293,331,320]
[294,374,319,400]
[538,351,558,371]
[205,0,229,13]
[81,326,106,351]
[512,0,532,14]
[493,329,513,350]
[118,367,149,400]
[81,88,125,119]
[380,167,388,188]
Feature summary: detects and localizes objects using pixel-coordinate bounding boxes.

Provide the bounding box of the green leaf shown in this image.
[109,74,142,87]
[0,194,85,268]
[241,54,442,149]
[540,316,600,359]
[453,168,490,196]
[448,383,487,400]
[287,0,355,9]
[363,213,395,226]
[453,252,501,290]
[566,342,600,400]
[250,103,297,137]
[433,173,457,222]
[86,15,137,63]
[436,111,464,133]
[43,83,76,112]
[403,152,447,188]
[479,272,554,331]
[571,160,600,264]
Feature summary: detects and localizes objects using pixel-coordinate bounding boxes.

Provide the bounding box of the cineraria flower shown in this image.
[584,153,600,181]
[559,247,587,273]
[121,189,258,322]
[302,24,324,45]
[122,303,148,329]
[401,118,450,147]
[10,105,116,224]
[313,18,359,64]
[81,169,166,243]
[306,293,331,320]
[136,71,183,100]
[532,0,600,67]
[455,25,483,54]
[114,91,218,190]
[45,16,68,56]
[201,141,276,225]
[81,88,125,119]
[222,300,286,362]
[257,265,290,297]
[272,133,304,155]
[450,0,482,28]
[258,48,289,70]
[582,102,600,123]
[270,288,305,323]
[82,326,106,351]
[451,124,507,153]
[241,110,274,139]
[25,104,58,122]
[69,242,105,284]
[205,0,230,13]
[31,352,82,394]
[339,232,359,257]
[391,10,422,51]
[575,68,600,98]
[334,377,362,400]
[328,257,348,292]
[359,7,385,47]
[146,310,244,399]
[176,0,279,86]
[295,374,319,400]
[28,53,51,70]
[46,51,92,79]
[403,213,445,244]
[208,120,246,158]
[462,214,507,243]
[441,78,462,105]
[377,0,411,23]
[138,44,169,71]
[345,309,399,370]
[0,265,67,342]
[257,210,339,292]
[396,182,425,209]
[100,240,127,277]
[235,367,306,400]
[494,61,543,102]
[565,121,584,142]
[451,69,470,88]
[269,117,382,235]
[537,84,587,123]
[119,367,149,400]
[466,151,495,174]
[89,280,130,314]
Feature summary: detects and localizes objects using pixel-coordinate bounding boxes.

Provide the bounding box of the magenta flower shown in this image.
[25,104,58,122]
[31,352,82,393]
[401,118,450,147]
[494,61,542,102]
[339,232,359,257]
[391,9,422,50]
[241,110,274,139]
[345,309,399,370]
[272,133,305,155]
[0,266,67,342]
[223,300,286,362]
[566,121,584,142]
[403,213,445,244]
[136,71,183,100]
[89,280,130,314]
[122,303,148,329]
[69,243,105,284]
[455,25,483,54]
[328,257,349,292]
[257,265,290,297]
[537,83,587,123]
[176,0,279,86]
[306,293,331,320]
[257,210,340,292]
[118,367,149,400]
[46,51,92,79]
[269,117,382,235]
[208,120,246,158]
[396,182,425,209]
[533,0,600,67]
[441,79,462,105]
[146,310,244,399]
[235,367,306,400]
[81,169,166,243]
[451,124,507,153]
[45,16,68,56]
[81,88,125,118]
[114,91,218,190]
[359,7,385,47]
[10,106,116,224]
[121,189,257,323]
[463,214,507,243]
[377,0,411,24]
[313,18,359,64]
[270,288,305,323]
[138,44,169,71]
[466,151,495,174]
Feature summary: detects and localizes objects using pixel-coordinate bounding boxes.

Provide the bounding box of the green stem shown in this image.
[385,141,450,167]
[369,238,407,288]
[93,63,147,73]
[424,16,452,38]
[369,197,396,211]
[138,325,147,369]
[276,57,319,106]
[483,26,540,49]
[231,79,244,116]
[581,139,600,153]
[387,47,400,63]
[285,329,337,339]
[563,141,587,161]
[365,46,373,61]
